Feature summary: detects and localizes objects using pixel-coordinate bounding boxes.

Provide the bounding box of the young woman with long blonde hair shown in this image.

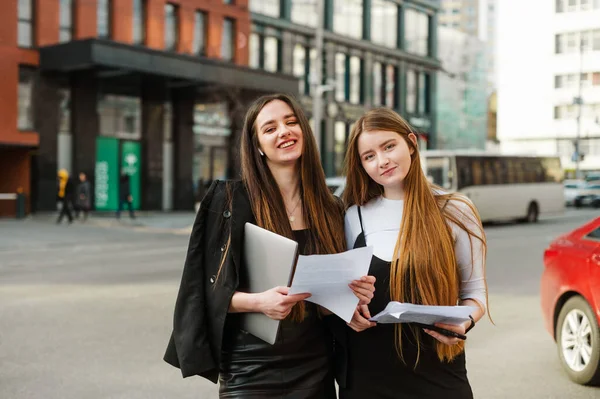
[164,93,375,398]
[339,108,488,398]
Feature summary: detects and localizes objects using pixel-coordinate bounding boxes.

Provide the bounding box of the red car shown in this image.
[541,217,600,385]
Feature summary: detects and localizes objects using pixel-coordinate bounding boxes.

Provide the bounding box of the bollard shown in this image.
[15,192,26,219]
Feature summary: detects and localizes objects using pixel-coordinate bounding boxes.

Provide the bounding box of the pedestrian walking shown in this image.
[56,169,74,224]
[337,107,490,399]
[163,93,375,398]
[75,172,91,221]
[116,171,135,219]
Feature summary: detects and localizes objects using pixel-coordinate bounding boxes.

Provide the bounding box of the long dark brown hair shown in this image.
[239,93,346,320]
[343,108,489,363]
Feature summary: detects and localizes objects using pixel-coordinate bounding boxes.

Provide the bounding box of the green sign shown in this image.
[95,137,119,211]
[121,141,141,210]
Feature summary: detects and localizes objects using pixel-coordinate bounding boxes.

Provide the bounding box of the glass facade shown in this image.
[193,11,207,55]
[133,0,146,45]
[18,0,33,48]
[406,68,417,113]
[291,0,318,27]
[293,44,307,94]
[248,27,281,71]
[97,0,111,38]
[193,102,231,183]
[250,33,261,68]
[165,3,178,51]
[385,64,396,108]
[349,56,362,104]
[249,0,280,17]
[334,121,348,175]
[371,0,397,48]
[264,36,280,72]
[404,8,430,56]
[335,53,347,102]
[373,62,383,106]
[333,0,363,40]
[59,0,73,43]
[222,18,235,61]
[18,67,35,130]
[98,94,141,140]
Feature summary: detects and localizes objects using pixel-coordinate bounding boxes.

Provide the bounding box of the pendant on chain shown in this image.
[289,215,295,222]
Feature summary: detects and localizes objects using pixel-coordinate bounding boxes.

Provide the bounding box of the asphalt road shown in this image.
[1,209,599,398]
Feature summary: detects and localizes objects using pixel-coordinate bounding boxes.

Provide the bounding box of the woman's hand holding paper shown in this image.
[349,275,376,305]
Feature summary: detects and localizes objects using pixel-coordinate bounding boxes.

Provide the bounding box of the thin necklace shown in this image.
[286,196,302,222]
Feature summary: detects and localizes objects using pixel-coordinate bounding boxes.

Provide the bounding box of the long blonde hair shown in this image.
[239,93,346,320]
[343,108,488,363]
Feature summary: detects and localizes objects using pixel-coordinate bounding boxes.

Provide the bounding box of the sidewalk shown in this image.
[28,210,197,235]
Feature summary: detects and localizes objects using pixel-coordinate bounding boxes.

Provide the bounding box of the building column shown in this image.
[32,73,62,211]
[71,71,99,195]
[141,78,166,210]
[172,87,195,211]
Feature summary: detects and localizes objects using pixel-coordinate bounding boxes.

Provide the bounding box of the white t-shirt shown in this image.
[345,195,487,310]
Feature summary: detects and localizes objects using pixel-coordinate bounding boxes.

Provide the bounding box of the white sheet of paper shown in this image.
[288,246,373,323]
[369,302,478,325]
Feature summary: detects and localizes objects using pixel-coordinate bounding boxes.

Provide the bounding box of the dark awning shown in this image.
[39,39,300,95]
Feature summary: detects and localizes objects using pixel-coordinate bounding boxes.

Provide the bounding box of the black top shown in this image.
[339,208,473,399]
[219,229,336,399]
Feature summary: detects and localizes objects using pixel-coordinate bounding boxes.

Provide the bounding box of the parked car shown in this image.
[541,217,600,385]
[564,179,587,206]
[574,183,600,208]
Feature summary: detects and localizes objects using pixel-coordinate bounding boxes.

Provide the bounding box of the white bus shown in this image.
[421,151,564,223]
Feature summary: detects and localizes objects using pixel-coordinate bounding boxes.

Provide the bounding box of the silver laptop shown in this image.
[241,223,299,344]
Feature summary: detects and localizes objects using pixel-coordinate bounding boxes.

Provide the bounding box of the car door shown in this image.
[584,227,600,322]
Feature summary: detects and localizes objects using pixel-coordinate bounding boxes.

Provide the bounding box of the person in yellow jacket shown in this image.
[57,169,74,224]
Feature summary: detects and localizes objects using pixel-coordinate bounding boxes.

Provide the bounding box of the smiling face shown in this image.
[254,100,304,167]
[357,129,416,193]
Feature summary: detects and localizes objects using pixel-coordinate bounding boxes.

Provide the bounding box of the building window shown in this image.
[334,121,348,176]
[59,0,73,43]
[249,28,281,72]
[250,33,260,68]
[193,11,207,55]
[133,0,146,45]
[333,0,363,40]
[406,69,417,113]
[372,62,382,106]
[222,18,235,61]
[165,3,178,51]
[97,0,111,38]
[249,0,280,17]
[58,88,71,134]
[418,72,430,114]
[98,94,142,140]
[335,53,347,102]
[18,67,35,130]
[385,64,396,108]
[404,8,429,56]
[371,0,397,48]
[224,0,234,4]
[291,0,318,28]
[293,44,314,95]
[18,0,34,48]
[349,56,362,104]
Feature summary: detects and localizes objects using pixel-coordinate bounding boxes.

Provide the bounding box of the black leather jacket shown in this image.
[164,180,255,382]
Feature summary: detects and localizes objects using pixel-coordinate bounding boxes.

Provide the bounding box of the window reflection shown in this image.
[372,62,382,106]
[133,0,146,45]
[18,0,33,47]
[249,33,260,68]
[418,72,430,114]
[385,65,396,108]
[405,8,429,56]
[193,11,207,55]
[335,53,347,102]
[334,121,348,176]
[406,69,417,113]
[98,94,141,140]
[349,56,362,104]
[371,0,397,48]
[18,67,35,130]
[222,18,235,61]
[97,0,111,38]
[291,0,318,27]
[264,36,279,72]
[333,0,363,40]
[59,0,73,43]
[249,0,280,17]
[293,44,309,94]
[165,3,178,51]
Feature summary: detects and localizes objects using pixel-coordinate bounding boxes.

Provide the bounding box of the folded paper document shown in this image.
[288,246,373,323]
[369,302,478,325]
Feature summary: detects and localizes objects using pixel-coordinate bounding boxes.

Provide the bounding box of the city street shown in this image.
[1,209,600,398]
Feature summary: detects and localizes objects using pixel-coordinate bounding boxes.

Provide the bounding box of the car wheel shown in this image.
[526,202,539,223]
[556,296,600,386]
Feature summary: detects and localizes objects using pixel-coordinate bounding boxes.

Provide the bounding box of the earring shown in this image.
[258,149,264,156]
